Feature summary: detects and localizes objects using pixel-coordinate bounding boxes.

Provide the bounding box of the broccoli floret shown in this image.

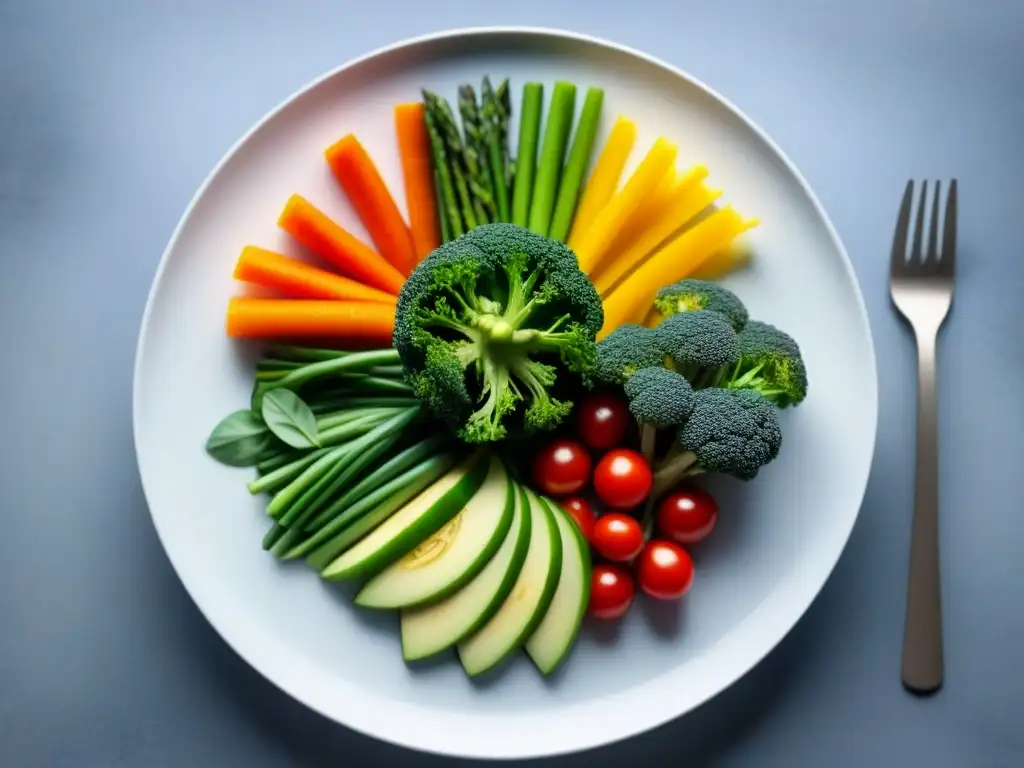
[624,367,694,463]
[594,324,664,385]
[719,320,808,407]
[651,388,782,496]
[654,310,739,388]
[654,278,749,332]
[394,223,604,443]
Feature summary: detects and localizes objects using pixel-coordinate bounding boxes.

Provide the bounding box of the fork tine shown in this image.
[910,180,928,262]
[891,180,914,277]
[941,179,958,276]
[926,180,941,263]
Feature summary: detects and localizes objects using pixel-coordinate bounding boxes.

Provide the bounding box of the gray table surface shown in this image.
[3,0,1023,765]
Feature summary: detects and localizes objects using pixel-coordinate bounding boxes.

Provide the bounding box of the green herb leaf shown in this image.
[261,389,320,449]
[206,410,273,466]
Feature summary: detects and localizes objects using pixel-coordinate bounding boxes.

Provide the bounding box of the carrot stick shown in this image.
[325,134,417,276]
[277,194,405,295]
[573,137,678,275]
[233,246,398,304]
[394,104,441,262]
[226,298,395,345]
[598,206,757,338]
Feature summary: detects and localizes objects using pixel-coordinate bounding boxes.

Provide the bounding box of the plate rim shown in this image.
[132,25,879,760]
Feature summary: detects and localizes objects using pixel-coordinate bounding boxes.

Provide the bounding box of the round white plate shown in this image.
[133,27,877,761]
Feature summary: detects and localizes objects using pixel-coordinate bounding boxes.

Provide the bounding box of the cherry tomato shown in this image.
[588,563,636,619]
[593,448,653,509]
[532,439,592,497]
[592,512,645,562]
[561,497,597,543]
[575,393,631,450]
[636,540,694,600]
[657,486,719,544]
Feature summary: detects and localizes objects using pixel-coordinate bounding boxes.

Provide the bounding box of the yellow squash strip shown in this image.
[594,177,721,297]
[567,116,638,250]
[690,244,752,280]
[598,206,757,337]
[574,138,679,275]
[601,165,679,264]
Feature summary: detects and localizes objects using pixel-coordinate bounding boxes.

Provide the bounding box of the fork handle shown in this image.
[901,330,944,694]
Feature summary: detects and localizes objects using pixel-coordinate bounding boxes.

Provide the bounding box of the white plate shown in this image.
[133,27,877,760]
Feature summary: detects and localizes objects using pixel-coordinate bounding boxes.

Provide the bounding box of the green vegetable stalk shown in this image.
[511,82,544,227]
[458,84,498,225]
[423,90,480,230]
[548,86,604,242]
[423,94,465,239]
[482,76,512,222]
[528,81,577,237]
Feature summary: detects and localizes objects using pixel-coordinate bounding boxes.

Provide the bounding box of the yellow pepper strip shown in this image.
[642,306,662,328]
[690,244,752,280]
[567,116,638,250]
[598,206,758,338]
[601,165,679,267]
[594,177,721,297]
[574,137,678,275]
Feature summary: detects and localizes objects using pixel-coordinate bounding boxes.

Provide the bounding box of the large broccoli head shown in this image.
[594,324,664,385]
[721,320,808,407]
[655,310,739,387]
[394,223,604,443]
[654,278,749,332]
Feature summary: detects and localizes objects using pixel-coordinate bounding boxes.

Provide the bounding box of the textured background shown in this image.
[2,1,1023,766]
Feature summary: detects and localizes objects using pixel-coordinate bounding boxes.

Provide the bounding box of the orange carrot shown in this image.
[226,298,395,344]
[394,104,441,261]
[233,246,398,304]
[277,194,405,295]
[325,133,418,276]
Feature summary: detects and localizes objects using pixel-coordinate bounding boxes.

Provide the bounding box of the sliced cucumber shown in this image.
[456,486,562,677]
[320,451,489,582]
[525,496,592,675]
[355,455,514,609]
[400,480,531,662]
[292,452,460,565]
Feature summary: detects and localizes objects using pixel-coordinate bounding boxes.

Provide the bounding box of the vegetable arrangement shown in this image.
[206,72,794,679]
[529,279,807,619]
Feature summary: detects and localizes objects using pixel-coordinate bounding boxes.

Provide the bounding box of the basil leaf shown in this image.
[261,389,320,449]
[206,410,273,466]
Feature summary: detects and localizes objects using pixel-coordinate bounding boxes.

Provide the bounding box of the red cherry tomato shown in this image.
[657,486,719,544]
[588,563,636,619]
[593,448,653,509]
[592,512,645,562]
[561,497,597,543]
[575,393,631,450]
[532,439,592,497]
[636,540,694,600]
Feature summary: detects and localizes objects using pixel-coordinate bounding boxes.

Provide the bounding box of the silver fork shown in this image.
[889,179,957,695]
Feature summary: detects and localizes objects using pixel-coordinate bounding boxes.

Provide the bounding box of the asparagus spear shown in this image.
[481,76,512,222]
[434,168,452,242]
[422,98,464,239]
[424,90,478,231]
[496,78,514,194]
[458,84,498,224]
